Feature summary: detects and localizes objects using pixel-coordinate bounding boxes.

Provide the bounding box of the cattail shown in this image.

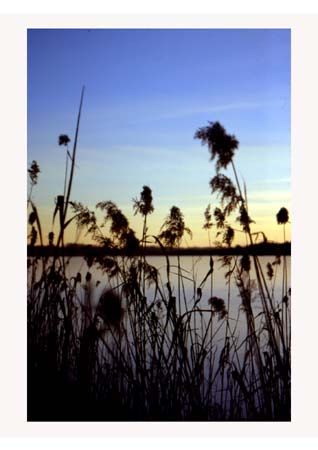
[194,121,239,171]
[159,206,192,247]
[208,296,227,320]
[58,134,71,146]
[95,290,124,331]
[276,207,289,242]
[28,211,37,225]
[28,160,40,186]
[203,204,213,230]
[276,207,289,225]
[133,185,154,217]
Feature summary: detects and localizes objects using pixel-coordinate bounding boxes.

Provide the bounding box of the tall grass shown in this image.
[27,108,290,421]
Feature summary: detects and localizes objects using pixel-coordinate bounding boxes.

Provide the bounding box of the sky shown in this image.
[27,28,290,247]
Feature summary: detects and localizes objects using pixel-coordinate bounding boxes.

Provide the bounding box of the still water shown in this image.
[59,254,290,319]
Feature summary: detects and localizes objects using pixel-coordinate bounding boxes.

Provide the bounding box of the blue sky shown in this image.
[28,28,290,246]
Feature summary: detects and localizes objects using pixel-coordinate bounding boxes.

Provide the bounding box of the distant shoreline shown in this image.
[28,242,291,257]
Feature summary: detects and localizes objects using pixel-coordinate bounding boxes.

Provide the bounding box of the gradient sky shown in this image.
[27,28,290,247]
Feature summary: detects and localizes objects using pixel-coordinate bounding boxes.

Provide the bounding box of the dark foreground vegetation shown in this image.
[28,90,290,421]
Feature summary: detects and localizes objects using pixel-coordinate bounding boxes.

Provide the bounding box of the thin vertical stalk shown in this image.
[56,86,85,250]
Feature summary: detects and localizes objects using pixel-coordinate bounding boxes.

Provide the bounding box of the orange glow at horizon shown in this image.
[29,200,291,248]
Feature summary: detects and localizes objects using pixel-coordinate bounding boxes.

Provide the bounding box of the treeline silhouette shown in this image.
[28,241,291,258]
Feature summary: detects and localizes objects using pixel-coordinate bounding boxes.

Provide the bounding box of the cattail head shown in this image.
[223,226,234,247]
[208,296,227,320]
[159,206,192,247]
[95,290,124,332]
[133,185,154,217]
[203,204,213,230]
[28,211,37,225]
[195,121,239,171]
[28,160,40,186]
[58,134,71,146]
[276,207,289,225]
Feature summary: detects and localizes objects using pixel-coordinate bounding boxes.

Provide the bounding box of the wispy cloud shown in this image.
[150,100,286,121]
[91,98,287,126]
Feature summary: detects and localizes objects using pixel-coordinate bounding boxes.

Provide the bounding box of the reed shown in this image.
[27,110,290,421]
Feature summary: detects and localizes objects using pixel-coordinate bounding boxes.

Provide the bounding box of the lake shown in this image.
[52,254,290,318]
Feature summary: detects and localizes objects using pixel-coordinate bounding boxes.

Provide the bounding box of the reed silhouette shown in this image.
[27,101,290,421]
